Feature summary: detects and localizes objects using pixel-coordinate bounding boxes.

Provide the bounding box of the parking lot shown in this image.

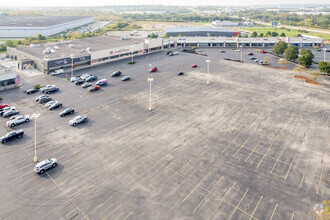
[0,48,329,219]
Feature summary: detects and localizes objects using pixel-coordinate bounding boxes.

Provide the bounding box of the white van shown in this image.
[51,69,64,75]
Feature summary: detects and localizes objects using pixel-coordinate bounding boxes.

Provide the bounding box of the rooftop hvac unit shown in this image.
[43,50,50,54]
[50,49,55,54]
[53,46,59,50]
[46,47,51,51]
[69,44,74,48]
[86,47,92,52]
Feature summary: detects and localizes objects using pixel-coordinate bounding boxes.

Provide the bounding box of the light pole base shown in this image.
[33,157,38,163]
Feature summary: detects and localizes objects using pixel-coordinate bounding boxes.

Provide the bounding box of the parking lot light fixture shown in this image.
[240,45,243,62]
[70,54,75,79]
[206,60,211,85]
[323,48,327,61]
[31,113,41,163]
[131,45,134,63]
[148,78,154,111]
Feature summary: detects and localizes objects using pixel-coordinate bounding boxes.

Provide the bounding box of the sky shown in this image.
[3,0,329,7]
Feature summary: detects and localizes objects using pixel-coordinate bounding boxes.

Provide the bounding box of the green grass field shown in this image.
[240,27,330,40]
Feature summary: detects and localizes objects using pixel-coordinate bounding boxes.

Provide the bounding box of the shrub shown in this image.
[128,61,136,64]
[34,84,41,89]
[166,50,173,55]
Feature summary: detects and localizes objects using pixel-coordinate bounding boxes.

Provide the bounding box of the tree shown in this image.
[294,65,306,76]
[150,33,157,38]
[36,34,46,40]
[280,32,286,37]
[284,45,299,61]
[265,31,272,37]
[271,32,279,37]
[298,49,314,68]
[251,31,258,37]
[271,41,287,55]
[259,33,264,37]
[242,34,248,38]
[163,33,169,38]
[318,61,330,76]
[177,33,183,37]
[5,40,15,47]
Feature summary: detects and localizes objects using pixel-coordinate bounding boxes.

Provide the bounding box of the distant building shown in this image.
[0,68,20,91]
[164,27,240,37]
[212,21,254,27]
[0,16,94,38]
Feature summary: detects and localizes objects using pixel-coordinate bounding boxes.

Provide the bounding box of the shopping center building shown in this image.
[7,35,324,74]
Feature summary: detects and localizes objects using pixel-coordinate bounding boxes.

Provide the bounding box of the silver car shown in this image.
[69,115,88,126]
[34,158,57,174]
[45,100,57,107]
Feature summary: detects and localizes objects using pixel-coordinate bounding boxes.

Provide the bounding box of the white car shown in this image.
[80,73,91,80]
[34,158,57,174]
[40,85,55,92]
[7,115,30,127]
[51,69,64,75]
[173,51,179,55]
[69,115,88,126]
[195,49,202,52]
[70,77,80,82]
[234,49,241,52]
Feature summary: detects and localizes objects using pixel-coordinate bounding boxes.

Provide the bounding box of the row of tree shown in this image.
[250,31,286,37]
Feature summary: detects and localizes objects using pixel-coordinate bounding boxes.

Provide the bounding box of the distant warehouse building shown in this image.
[0,16,94,38]
[164,27,240,37]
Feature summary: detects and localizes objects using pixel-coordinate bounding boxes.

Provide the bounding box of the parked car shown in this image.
[111,71,122,77]
[192,64,198,68]
[75,79,85,85]
[0,107,16,116]
[82,82,92,88]
[178,71,184,75]
[168,53,174,56]
[70,76,80,82]
[7,115,30,127]
[34,158,57,174]
[247,52,254,55]
[149,67,158,72]
[220,50,226,53]
[234,49,241,52]
[88,85,101,92]
[3,110,20,118]
[69,115,88,126]
[0,129,24,143]
[45,100,57,107]
[0,104,8,109]
[39,97,52,104]
[35,95,49,102]
[255,59,262,63]
[260,50,267,53]
[48,102,62,110]
[173,51,179,55]
[80,73,91,80]
[59,108,74,117]
[96,79,107,86]
[43,86,59,94]
[26,88,39,94]
[85,75,97,82]
[121,76,131,81]
[249,57,256,60]
[40,85,55,92]
[195,49,202,52]
[51,69,64,76]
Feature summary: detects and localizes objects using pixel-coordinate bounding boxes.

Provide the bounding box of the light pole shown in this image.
[131,45,134,63]
[70,54,75,79]
[240,45,243,62]
[323,48,327,61]
[31,113,40,163]
[206,60,210,85]
[148,78,154,111]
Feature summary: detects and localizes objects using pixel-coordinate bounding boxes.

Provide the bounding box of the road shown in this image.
[253,20,330,35]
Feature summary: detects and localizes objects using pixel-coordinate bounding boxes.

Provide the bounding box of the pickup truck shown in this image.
[0,129,24,143]
[7,115,30,127]
[69,115,88,126]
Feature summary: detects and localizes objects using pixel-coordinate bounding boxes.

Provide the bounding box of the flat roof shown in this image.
[0,16,92,27]
[164,27,236,33]
[14,35,145,60]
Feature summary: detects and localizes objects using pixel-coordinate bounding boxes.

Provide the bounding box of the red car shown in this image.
[149,67,158,72]
[260,50,267,53]
[0,104,8,109]
[192,64,198,68]
[88,85,100,92]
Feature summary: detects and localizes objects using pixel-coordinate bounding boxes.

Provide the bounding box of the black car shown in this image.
[1,129,24,143]
[48,102,62,110]
[85,75,97,82]
[43,87,59,94]
[26,88,39,94]
[35,95,49,102]
[39,97,52,104]
[111,71,122,77]
[168,53,174,56]
[75,79,85,85]
[3,110,19,118]
[59,108,74,117]
[177,71,184,75]
[121,76,131,81]
[247,52,254,55]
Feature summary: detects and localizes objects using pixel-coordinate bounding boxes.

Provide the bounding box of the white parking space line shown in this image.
[229,188,249,220]
[269,203,278,220]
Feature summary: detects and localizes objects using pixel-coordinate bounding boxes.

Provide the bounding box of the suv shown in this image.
[111,71,122,77]
[7,115,30,127]
[0,129,24,143]
[34,158,57,174]
[43,86,59,94]
[69,115,88,126]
